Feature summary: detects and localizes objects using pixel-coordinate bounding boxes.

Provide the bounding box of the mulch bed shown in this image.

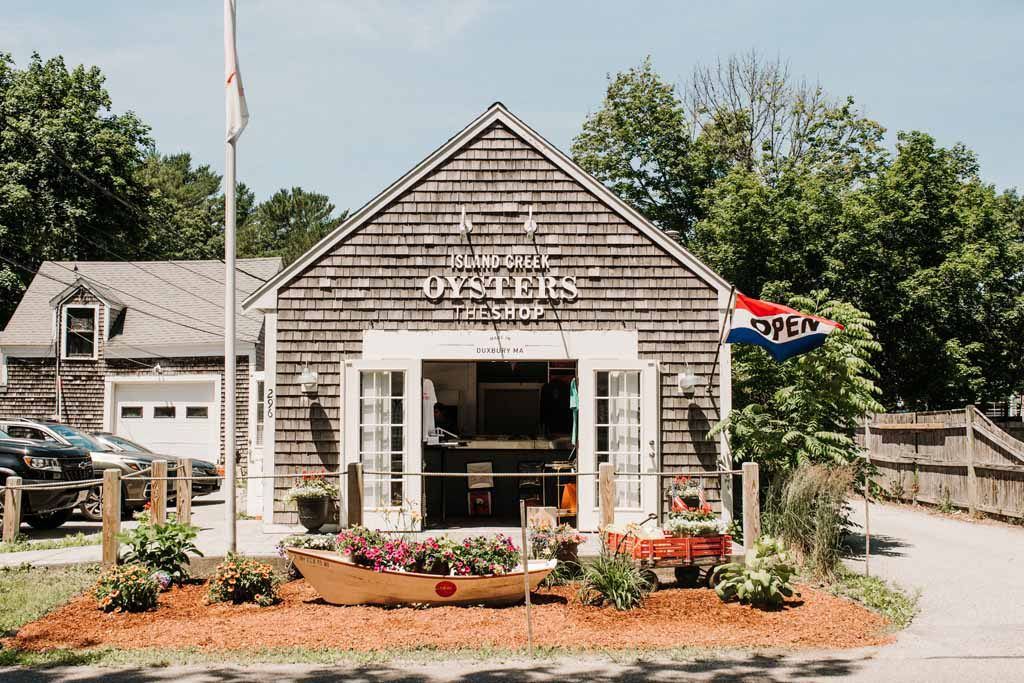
[8,580,892,652]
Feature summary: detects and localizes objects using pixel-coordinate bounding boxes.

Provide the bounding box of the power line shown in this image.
[0,113,270,285]
[0,253,225,339]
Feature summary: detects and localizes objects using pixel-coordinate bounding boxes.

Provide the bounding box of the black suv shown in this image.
[0,426,92,529]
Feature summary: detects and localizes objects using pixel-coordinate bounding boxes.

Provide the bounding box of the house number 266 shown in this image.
[266,388,274,418]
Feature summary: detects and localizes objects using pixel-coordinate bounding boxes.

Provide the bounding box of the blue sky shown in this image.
[5,1,1022,210]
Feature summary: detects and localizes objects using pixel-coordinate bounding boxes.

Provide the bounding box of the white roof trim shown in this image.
[242,103,731,312]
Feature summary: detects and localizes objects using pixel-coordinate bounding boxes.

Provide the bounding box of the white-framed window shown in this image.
[254,380,265,447]
[154,406,176,419]
[186,406,208,419]
[359,369,405,508]
[120,406,143,419]
[595,370,642,509]
[62,305,98,359]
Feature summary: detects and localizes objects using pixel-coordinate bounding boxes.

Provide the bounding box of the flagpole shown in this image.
[223,0,243,555]
[224,137,237,554]
[706,285,737,395]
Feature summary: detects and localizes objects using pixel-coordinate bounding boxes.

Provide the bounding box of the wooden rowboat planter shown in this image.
[287,547,557,607]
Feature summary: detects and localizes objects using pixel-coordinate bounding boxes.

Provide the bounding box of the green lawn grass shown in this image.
[0,563,100,637]
[0,532,101,554]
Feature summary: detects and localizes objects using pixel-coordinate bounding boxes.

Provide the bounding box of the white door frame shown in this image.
[343,358,422,531]
[577,359,660,531]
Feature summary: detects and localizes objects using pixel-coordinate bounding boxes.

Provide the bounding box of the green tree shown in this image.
[716,290,883,475]
[239,187,346,265]
[571,57,722,239]
[0,52,152,324]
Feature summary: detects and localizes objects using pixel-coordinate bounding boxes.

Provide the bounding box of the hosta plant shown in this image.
[207,554,280,607]
[713,535,798,608]
[94,563,159,613]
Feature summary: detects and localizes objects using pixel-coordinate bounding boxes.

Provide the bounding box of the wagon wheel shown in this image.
[640,569,659,592]
[704,564,723,588]
[673,565,701,588]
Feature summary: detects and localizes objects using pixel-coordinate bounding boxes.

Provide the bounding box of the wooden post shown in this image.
[346,462,363,528]
[520,499,534,657]
[742,462,761,555]
[176,459,193,525]
[2,476,22,543]
[598,462,615,530]
[151,459,167,524]
[102,468,121,567]
[965,405,978,516]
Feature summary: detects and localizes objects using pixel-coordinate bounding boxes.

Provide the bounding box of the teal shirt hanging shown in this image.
[569,377,579,445]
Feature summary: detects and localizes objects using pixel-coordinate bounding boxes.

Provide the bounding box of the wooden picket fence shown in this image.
[859,405,1024,518]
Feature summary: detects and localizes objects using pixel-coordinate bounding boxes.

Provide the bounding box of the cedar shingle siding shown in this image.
[271,122,727,523]
[0,286,255,466]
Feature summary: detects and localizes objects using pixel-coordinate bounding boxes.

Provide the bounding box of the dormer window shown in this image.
[63,306,98,359]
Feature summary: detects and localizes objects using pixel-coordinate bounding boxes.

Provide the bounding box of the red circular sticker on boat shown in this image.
[435,580,457,597]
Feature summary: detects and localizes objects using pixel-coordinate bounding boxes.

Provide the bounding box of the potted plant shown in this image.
[665,502,726,537]
[286,472,339,532]
[530,522,586,564]
[668,476,703,510]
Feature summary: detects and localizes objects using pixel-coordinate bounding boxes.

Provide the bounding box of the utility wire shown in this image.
[0,113,270,285]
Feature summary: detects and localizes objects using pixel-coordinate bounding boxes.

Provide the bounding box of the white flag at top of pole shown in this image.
[224,0,249,142]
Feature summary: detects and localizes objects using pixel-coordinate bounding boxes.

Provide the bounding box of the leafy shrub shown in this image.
[762,463,853,578]
[207,554,280,607]
[119,515,202,584]
[94,563,159,613]
[541,559,583,587]
[578,552,653,610]
[713,536,797,607]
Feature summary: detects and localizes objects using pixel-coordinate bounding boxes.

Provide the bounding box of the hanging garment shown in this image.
[569,377,579,445]
[422,378,437,441]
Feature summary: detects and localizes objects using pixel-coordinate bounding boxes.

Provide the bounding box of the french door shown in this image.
[577,360,660,531]
[343,359,422,531]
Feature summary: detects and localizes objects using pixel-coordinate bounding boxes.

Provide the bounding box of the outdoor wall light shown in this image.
[523,205,538,238]
[458,206,473,236]
[676,366,698,397]
[300,366,319,395]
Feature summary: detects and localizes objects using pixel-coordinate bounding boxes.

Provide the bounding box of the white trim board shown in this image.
[362,330,638,361]
[242,103,732,313]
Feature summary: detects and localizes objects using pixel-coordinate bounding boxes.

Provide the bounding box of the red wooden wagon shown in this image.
[604,530,734,588]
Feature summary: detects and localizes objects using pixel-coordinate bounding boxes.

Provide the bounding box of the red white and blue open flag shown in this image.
[726,293,844,361]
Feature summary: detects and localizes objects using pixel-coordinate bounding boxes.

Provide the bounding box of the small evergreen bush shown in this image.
[94,563,159,613]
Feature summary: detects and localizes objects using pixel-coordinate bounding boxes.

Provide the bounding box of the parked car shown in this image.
[0,419,217,522]
[0,427,92,529]
[91,432,221,499]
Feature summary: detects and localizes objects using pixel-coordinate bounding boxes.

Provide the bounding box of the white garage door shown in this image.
[113,381,218,460]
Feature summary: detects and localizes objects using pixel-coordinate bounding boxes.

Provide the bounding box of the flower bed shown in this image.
[8,579,894,653]
[334,526,520,576]
[665,502,727,537]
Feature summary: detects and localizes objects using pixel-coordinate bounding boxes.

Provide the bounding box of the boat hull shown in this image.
[286,547,557,606]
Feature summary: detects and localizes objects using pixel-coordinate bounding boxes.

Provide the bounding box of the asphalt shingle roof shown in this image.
[0,258,281,355]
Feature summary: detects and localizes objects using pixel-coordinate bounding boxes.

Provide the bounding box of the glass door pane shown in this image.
[595,370,642,509]
[359,369,405,507]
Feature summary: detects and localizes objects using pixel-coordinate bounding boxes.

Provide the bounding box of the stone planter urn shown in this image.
[296,496,332,532]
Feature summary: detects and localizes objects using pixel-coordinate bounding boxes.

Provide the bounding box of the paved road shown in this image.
[4,502,1024,681]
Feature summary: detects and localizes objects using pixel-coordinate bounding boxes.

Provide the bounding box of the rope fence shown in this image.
[2,458,761,571]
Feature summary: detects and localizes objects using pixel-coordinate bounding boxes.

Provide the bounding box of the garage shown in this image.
[110,377,220,460]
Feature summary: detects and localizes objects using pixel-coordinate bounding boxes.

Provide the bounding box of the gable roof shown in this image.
[1,258,282,355]
[242,102,731,312]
